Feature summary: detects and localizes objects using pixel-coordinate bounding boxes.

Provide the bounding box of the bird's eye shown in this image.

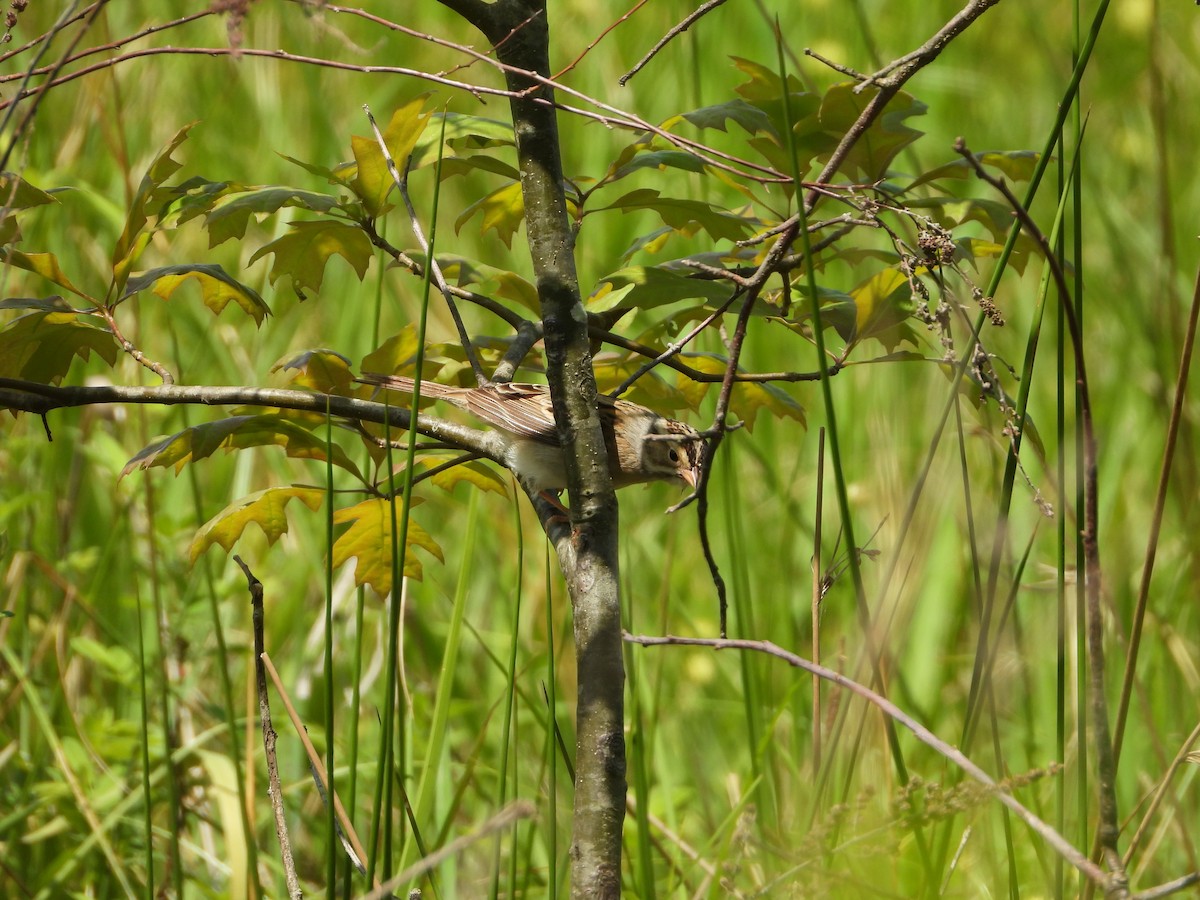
[668,448,679,463]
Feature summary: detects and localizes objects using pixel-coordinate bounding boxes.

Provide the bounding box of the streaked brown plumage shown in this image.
[358,373,703,494]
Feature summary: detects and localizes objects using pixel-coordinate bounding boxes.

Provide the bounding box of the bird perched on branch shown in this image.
[358,373,703,496]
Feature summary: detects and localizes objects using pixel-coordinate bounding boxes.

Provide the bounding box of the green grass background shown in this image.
[3,0,1199,896]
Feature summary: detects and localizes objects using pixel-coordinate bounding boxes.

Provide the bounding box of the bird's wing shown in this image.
[463,383,561,444]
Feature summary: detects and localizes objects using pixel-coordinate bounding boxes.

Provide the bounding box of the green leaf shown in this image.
[188,486,326,564]
[122,264,271,324]
[273,348,355,394]
[676,352,805,430]
[348,96,433,216]
[203,187,341,246]
[602,133,709,186]
[673,98,778,137]
[454,181,525,248]
[332,497,443,594]
[0,173,58,211]
[435,154,522,181]
[122,414,365,481]
[249,221,373,298]
[730,56,806,101]
[278,153,353,186]
[594,358,689,413]
[906,150,1044,191]
[112,123,198,290]
[848,268,919,350]
[0,296,76,312]
[422,254,540,313]
[904,196,1020,240]
[0,311,117,382]
[595,189,753,243]
[588,265,732,312]
[411,111,515,169]
[958,234,1040,275]
[361,327,421,378]
[799,83,926,180]
[425,458,509,496]
[0,248,90,298]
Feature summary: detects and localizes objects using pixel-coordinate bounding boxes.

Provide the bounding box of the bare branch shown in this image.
[619,0,730,85]
[625,632,1109,888]
[0,378,509,465]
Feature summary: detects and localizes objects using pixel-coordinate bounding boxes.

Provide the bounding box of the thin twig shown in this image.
[619,0,730,85]
[609,289,741,398]
[555,0,649,80]
[358,224,531,331]
[233,556,302,900]
[624,631,1109,888]
[260,652,375,882]
[804,0,1002,212]
[686,220,799,636]
[364,104,488,385]
[96,305,175,384]
[360,801,537,900]
[1122,718,1200,868]
[0,1,107,172]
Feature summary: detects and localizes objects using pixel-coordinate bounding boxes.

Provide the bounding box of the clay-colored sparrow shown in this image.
[358,373,703,494]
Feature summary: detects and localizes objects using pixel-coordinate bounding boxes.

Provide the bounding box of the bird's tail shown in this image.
[358,372,457,401]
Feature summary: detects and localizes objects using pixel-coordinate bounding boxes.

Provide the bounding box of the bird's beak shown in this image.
[681,465,699,489]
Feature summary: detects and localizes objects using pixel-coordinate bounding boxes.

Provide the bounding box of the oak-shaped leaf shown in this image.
[361,327,422,380]
[847,268,920,351]
[188,486,325,564]
[730,56,807,103]
[593,357,691,413]
[331,497,443,595]
[112,123,198,291]
[677,352,805,431]
[0,311,116,382]
[906,150,1044,191]
[673,98,777,137]
[407,254,540,314]
[775,283,858,340]
[422,457,510,497]
[604,134,708,185]
[121,264,270,325]
[589,265,732,312]
[0,296,76,313]
[201,187,342,247]
[349,96,433,217]
[273,349,355,394]
[0,248,90,299]
[952,235,1038,275]
[796,83,926,181]
[411,111,515,169]
[454,181,525,248]
[249,221,373,297]
[436,154,522,182]
[122,414,364,481]
[595,189,753,243]
[904,196,1017,241]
